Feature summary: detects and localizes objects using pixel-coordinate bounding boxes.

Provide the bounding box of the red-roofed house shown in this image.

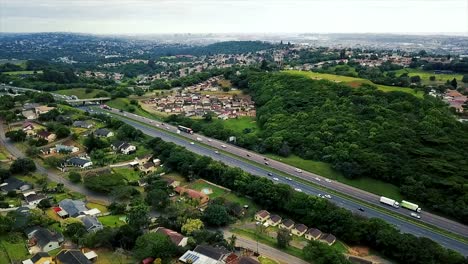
[175,186,210,205]
[153,227,188,247]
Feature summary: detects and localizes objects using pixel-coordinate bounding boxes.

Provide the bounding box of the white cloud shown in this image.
[0,0,467,34]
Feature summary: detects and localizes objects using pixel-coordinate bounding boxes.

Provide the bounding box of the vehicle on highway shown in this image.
[358,208,365,212]
[286,177,292,181]
[267,172,273,176]
[150,120,153,123]
[178,125,194,134]
[215,151,220,154]
[196,137,202,141]
[208,139,212,142]
[264,162,269,165]
[246,154,251,157]
[273,177,279,181]
[325,179,332,183]
[190,142,194,145]
[324,194,332,199]
[411,212,421,219]
[317,194,323,198]
[264,158,268,161]
[380,196,400,208]
[294,168,302,173]
[221,145,227,148]
[401,200,422,213]
[294,188,302,192]
[315,177,321,181]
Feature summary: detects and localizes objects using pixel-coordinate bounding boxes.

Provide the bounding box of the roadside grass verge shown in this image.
[258,256,279,264]
[56,88,109,99]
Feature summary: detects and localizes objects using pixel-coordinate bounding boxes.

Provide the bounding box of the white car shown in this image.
[317,194,323,198]
[324,194,332,199]
[196,137,202,141]
[286,177,292,181]
[273,177,279,181]
[325,179,332,183]
[221,145,227,148]
[190,142,194,145]
[411,213,421,219]
[208,139,212,142]
[295,168,302,173]
[315,177,321,182]
[294,188,302,192]
[215,151,220,154]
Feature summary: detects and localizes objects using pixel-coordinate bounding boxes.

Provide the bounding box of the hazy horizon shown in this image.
[1,0,467,34]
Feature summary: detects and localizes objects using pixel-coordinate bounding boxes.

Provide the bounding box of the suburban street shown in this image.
[87,106,468,255]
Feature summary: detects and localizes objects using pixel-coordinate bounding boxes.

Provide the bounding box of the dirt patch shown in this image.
[346,81,364,88]
[349,246,369,257]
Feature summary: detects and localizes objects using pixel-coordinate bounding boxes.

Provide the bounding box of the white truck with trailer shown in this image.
[379,196,400,208]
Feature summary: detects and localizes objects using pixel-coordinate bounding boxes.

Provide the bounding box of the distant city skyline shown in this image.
[1,0,467,34]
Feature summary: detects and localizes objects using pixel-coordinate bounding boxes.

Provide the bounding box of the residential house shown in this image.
[58,199,88,218]
[320,233,337,246]
[94,128,114,137]
[179,250,219,264]
[55,249,92,264]
[229,203,246,218]
[22,252,52,264]
[254,210,270,222]
[72,120,93,129]
[139,162,156,174]
[292,224,308,236]
[22,110,37,120]
[111,141,136,154]
[0,177,31,194]
[279,219,295,230]
[193,245,230,262]
[305,228,323,241]
[67,157,93,169]
[23,192,47,206]
[35,105,55,115]
[80,216,104,232]
[22,122,36,136]
[55,144,79,154]
[135,154,152,166]
[266,214,282,226]
[163,178,180,188]
[14,207,31,229]
[238,257,260,264]
[154,227,188,247]
[37,131,56,142]
[23,103,40,111]
[25,227,64,253]
[175,186,210,205]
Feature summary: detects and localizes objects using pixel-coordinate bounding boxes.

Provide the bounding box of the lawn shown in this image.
[107,98,160,120]
[265,154,403,201]
[87,202,109,214]
[0,235,30,264]
[286,70,424,98]
[56,88,109,99]
[216,116,259,135]
[224,193,259,213]
[52,191,86,202]
[189,179,229,198]
[94,248,134,264]
[98,215,126,228]
[332,240,349,253]
[258,256,279,264]
[394,68,466,86]
[3,70,41,75]
[113,167,142,182]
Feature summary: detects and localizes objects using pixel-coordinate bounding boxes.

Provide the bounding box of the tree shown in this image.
[5,130,26,142]
[0,169,11,181]
[68,172,82,183]
[410,75,421,83]
[181,218,204,235]
[451,78,457,88]
[37,199,51,209]
[64,222,87,244]
[203,204,230,227]
[146,189,170,210]
[462,75,468,83]
[228,234,237,250]
[84,133,109,152]
[303,240,351,264]
[127,204,149,230]
[277,228,291,248]
[429,76,436,81]
[9,158,36,174]
[55,126,70,139]
[133,232,177,261]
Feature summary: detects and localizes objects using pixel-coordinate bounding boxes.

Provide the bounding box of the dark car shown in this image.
[246,154,251,157]
[267,172,273,176]
[264,158,268,161]
[358,208,365,212]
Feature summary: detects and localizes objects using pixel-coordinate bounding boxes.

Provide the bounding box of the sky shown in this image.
[1,0,467,34]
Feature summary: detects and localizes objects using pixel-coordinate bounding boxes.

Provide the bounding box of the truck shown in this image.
[177,125,193,134]
[379,196,400,208]
[401,200,421,213]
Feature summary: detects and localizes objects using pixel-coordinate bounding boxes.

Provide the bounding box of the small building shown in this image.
[154,227,188,247]
[111,141,136,155]
[94,128,114,137]
[139,162,156,174]
[175,186,210,205]
[67,157,93,169]
[305,228,322,241]
[136,154,152,166]
[23,192,47,206]
[35,105,55,115]
[22,110,37,120]
[22,122,35,131]
[254,210,270,222]
[0,177,31,194]
[320,233,336,246]
[55,249,93,264]
[25,227,64,253]
[193,245,229,262]
[163,178,180,188]
[292,224,308,236]
[58,199,88,218]
[72,120,93,129]
[238,257,261,264]
[266,214,282,226]
[279,219,295,230]
[22,252,52,264]
[56,144,79,153]
[80,215,104,232]
[37,131,56,142]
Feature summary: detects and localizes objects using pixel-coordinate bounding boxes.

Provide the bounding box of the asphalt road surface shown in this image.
[88,107,468,255]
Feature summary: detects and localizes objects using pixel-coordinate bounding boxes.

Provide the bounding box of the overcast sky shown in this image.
[1,0,467,34]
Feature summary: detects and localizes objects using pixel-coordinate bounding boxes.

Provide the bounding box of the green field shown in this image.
[217,116,259,135]
[0,235,30,264]
[113,167,141,182]
[266,154,402,201]
[98,215,126,227]
[287,70,424,98]
[189,179,228,198]
[107,98,159,120]
[394,68,466,86]
[3,70,41,75]
[56,88,109,99]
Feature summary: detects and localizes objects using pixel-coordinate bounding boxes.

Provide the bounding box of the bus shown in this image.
[178,125,193,134]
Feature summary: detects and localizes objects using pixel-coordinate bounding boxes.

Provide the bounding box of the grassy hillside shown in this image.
[56,88,109,99]
[287,70,424,98]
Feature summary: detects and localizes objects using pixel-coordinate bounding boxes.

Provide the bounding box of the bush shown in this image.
[10,158,36,174]
[68,172,82,183]
[84,173,126,193]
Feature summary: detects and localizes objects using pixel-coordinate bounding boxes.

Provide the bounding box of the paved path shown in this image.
[224,230,308,264]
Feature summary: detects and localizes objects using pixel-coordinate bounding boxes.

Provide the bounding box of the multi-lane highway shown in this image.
[87,106,468,255]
